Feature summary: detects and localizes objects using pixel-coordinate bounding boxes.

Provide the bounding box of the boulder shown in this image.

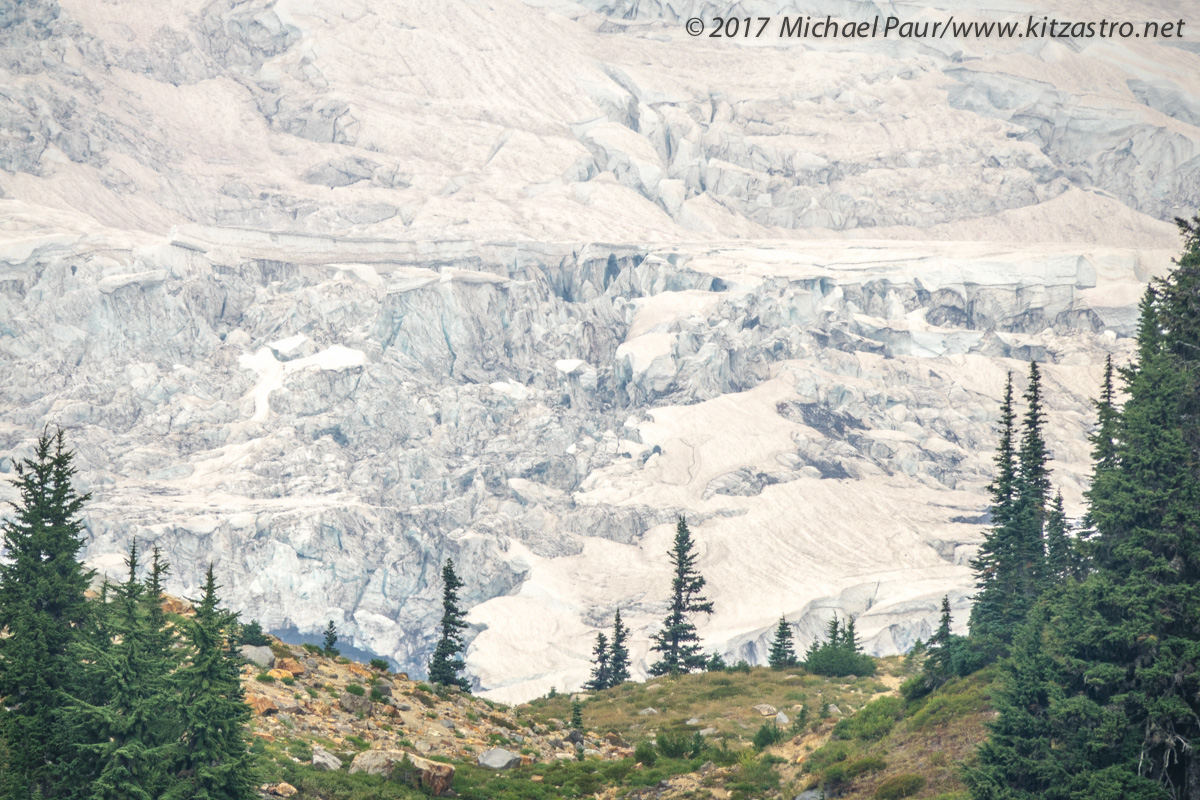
[339,691,372,715]
[349,750,454,796]
[312,746,342,771]
[240,645,275,669]
[276,657,306,675]
[245,696,278,716]
[565,729,584,745]
[752,704,777,716]
[477,747,522,770]
[637,707,658,716]
[263,782,297,797]
[267,668,293,680]
[776,711,790,725]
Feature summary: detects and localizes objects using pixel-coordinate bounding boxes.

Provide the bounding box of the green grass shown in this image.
[801,665,1000,799]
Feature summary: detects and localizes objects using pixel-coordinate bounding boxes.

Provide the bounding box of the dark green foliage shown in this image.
[632,741,657,766]
[369,658,390,672]
[569,701,583,731]
[607,611,631,686]
[804,614,876,677]
[767,615,797,669]
[970,364,1057,654]
[344,684,365,697]
[163,564,257,800]
[967,217,1200,800]
[0,429,94,799]
[427,559,471,692]
[237,619,271,647]
[821,756,888,794]
[751,722,784,751]
[66,542,180,800]
[705,651,727,672]
[654,730,693,759]
[1042,491,1075,582]
[323,620,340,658]
[875,773,926,799]
[584,632,610,691]
[649,517,714,675]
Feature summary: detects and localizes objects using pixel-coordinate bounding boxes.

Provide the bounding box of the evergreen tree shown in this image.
[804,614,875,677]
[0,429,94,799]
[607,610,631,686]
[584,632,610,691]
[1043,491,1074,581]
[767,615,796,669]
[427,559,470,692]
[322,620,340,658]
[970,219,1200,800]
[648,517,714,675]
[705,652,727,672]
[970,364,1054,652]
[67,542,177,800]
[968,375,1019,648]
[164,564,256,800]
[569,701,583,731]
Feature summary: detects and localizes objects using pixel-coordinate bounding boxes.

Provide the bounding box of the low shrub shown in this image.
[255,673,275,683]
[369,658,390,672]
[633,741,657,767]
[656,729,693,759]
[344,684,365,697]
[875,773,926,799]
[752,723,784,751]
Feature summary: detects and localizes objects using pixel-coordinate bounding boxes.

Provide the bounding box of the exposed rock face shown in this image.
[349,750,454,796]
[240,645,275,669]
[478,747,522,770]
[311,746,341,771]
[0,0,1196,702]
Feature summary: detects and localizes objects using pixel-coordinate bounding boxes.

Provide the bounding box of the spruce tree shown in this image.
[648,517,714,675]
[323,620,340,658]
[164,564,256,800]
[0,429,94,799]
[427,559,470,691]
[968,375,1019,648]
[970,220,1200,800]
[585,632,611,691]
[570,701,583,731]
[607,610,631,685]
[67,542,177,800]
[767,615,796,668]
[1043,491,1074,581]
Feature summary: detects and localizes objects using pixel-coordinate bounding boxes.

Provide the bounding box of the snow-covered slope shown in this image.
[1,0,1197,701]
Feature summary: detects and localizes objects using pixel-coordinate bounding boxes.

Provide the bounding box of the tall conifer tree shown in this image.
[0,429,93,800]
[68,543,177,800]
[165,564,256,800]
[607,611,631,686]
[427,559,470,691]
[767,616,796,669]
[649,517,714,675]
[584,632,610,691]
[970,217,1200,800]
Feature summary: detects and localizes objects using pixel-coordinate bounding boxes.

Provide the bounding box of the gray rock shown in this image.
[312,746,341,771]
[339,691,372,715]
[477,747,522,770]
[240,645,275,669]
[637,707,659,716]
[752,704,777,717]
[776,711,789,726]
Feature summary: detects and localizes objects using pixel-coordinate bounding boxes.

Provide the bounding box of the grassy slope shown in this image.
[257,657,999,800]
